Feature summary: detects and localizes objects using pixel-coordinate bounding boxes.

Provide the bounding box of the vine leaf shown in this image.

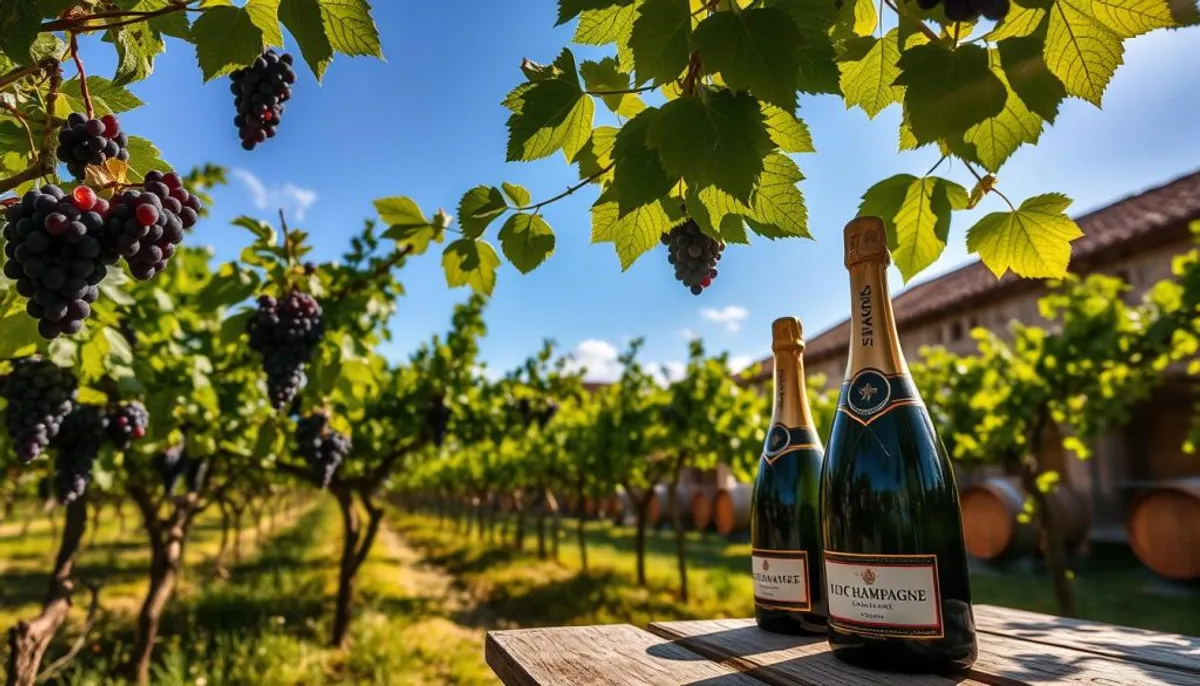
[107,20,165,85]
[646,90,772,204]
[124,136,171,182]
[133,0,193,40]
[1044,0,1124,106]
[691,7,801,112]
[770,0,841,95]
[1090,0,1176,37]
[191,5,266,81]
[573,1,638,62]
[762,103,815,154]
[612,108,679,214]
[744,153,810,240]
[442,239,500,296]
[502,182,532,207]
[575,126,617,183]
[62,77,145,115]
[966,193,1083,278]
[895,43,1007,144]
[0,2,41,66]
[245,0,285,47]
[962,57,1045,173]
[280,0,334,79]
[838,30,903,119]
[859,174,968,281]
[591,192,678,269]
[985,4,1047,41]
[999,37,1067,124]
[457,186,508,239]
[629,0,693,86]
[557,0,629,25]
[376,196,440,254]
[498,213,557,273]
[580,57,646,117]
[506,49,594,162]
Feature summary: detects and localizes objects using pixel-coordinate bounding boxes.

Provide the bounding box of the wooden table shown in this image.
[485,604,1200,685]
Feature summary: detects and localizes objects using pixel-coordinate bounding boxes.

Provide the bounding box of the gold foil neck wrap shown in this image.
[844,216,891,268]
[771,316,805,351]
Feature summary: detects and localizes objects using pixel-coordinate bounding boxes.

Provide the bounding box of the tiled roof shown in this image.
[740,169,1200,385]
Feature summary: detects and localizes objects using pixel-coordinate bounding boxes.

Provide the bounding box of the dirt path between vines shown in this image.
[376,522,496,625]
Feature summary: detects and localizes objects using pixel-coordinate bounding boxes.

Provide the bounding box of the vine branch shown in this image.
[68,33,93,119]
[884,0,942,45]
[0,64,62,195]
[330,244,415,300]
[515,163,615,214]
[41,2,202,32]
[584,85,657,96]
[0,59,57,92]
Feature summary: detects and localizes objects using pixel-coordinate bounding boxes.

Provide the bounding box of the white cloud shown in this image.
[727,355,754,373]
[680,328,698,340]
[232,169,319,220]
[647,361,687,387]
[565,339,622,382]
[700,305,749,332]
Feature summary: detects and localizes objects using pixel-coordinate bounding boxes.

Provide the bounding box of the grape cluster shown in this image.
[915,0,1009,21]
[57,113,130,179]
[106,401,149,449]
[247,292,325,409]
[2,358,77,463]
[295,412,351,489]
[426,394,451,447]
[53,404,107,504]
[153,443,187,493]
[662,219,722,296]
[3,185,112,338]
[230,49,296,150]
[103,171,201,281]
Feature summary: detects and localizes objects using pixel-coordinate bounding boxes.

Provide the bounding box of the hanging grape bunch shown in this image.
[662,218,722,296]
[103,171,202,281]
[53,404,108,504]
[106,401,149,449]
[57,113,129,179]
[2,185,113,338]
[230,49,296,151]
[426,393,451,447]
[915,0,1010,21]
[295,412,351,489]
[2,358,77,463]
[246,291,325,408]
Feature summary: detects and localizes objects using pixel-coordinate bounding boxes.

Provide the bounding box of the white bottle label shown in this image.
[823,551,943,638]
[752,550,810,611]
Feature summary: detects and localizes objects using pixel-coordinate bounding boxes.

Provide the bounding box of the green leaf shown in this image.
[0,2,42,66]
[191,5,265,81]
[838,31,903,119]
[744,153,810,240]
[966,193,1084,278]
[611,108,678,215]
[124,135,171,181]
[375,196,429,229]
[580,57,646,117]
[685,184,751,242]
[891,176,968,281]
[0,311,39,360]
[219,308,255,346]
[61,77,145,115]
[442,239,501,296]
[498,213,556,273]
[962,55,1045,173]
[108,21,165,85]
[895,43,1006,144]
[457,186,508,239]
[506,49,594,162]
[102,327,134,366]
[501,182,532,207]
[232,216,277,243]
[762,103,814,154]
[591,193,676,270]
[858,173,916,243]
[985,4,1048,40]
[315,0,383,57]
[999,37,1067,124]
[280,0,334,80]
[574,1,638,45]
[1044,0,1124,106]
[576,126,617,183]
[691,7,801,111]
[769,0,841,95]
[133,0,192,40]
[1089,0,1176,37]
[841,0,878,36]
[245,0,284,47]
[629,0,692,86]
[645,90,772,204]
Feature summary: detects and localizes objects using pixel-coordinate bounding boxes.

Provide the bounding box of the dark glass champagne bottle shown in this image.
[820,217,978,672]
[751,316,827,635]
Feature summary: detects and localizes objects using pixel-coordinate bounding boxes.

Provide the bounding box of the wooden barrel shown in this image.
[960,477,1091,561]
[647,483,694,529]
[646,484,669,527]
[714,482,752,536]
[691,486,716,531]
[1128,478,1200,581]
[611,489,633,525]
[583,496,599,518]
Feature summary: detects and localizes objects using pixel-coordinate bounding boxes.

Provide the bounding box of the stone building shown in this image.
[738,169,1200,545]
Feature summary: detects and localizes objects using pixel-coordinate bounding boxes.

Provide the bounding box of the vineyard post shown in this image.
[575,475,589,572]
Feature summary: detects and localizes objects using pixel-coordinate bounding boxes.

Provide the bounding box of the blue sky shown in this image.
[93,4,1200,382]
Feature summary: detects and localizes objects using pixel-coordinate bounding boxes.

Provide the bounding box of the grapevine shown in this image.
[247,291,325,409]
[230,50,296,151]
[295,411,351,489]
[2,185,112,338]
[2,358,77,463]
[426,393,451,447]
[662,219,722,296]
[106,401,149,449]
[53,404,108,505]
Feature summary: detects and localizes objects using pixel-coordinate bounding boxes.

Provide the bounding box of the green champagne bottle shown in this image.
[820,217,978,672]
[751,316,827,635]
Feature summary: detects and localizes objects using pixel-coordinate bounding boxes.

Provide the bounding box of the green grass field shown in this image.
[0,502,1194,684]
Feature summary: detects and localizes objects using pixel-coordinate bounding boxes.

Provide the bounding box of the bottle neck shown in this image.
[845,261,907,378]
[772,345,814,428]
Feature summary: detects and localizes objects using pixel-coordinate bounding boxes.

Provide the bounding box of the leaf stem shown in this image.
[0,103,39,160]
[585,85,657,96]
[69,33,93,119]
[924,154,948,178]
[963,160,1014,210]
[41,1,202,32]
[0,60,55,92]
[515,163,614,213]
[884,0,942,44]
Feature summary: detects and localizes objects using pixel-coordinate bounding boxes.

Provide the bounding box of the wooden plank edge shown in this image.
[485,631,541,686]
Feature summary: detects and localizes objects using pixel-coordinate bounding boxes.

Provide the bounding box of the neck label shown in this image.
[839,368,920,425]
[762,424,820,464]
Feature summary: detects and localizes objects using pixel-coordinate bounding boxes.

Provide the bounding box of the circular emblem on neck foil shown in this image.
[763,423,791,458]
[847,368,891,416]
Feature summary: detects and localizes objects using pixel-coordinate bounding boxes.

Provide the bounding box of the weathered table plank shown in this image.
[973,604,1200,675]
[485,624,768,686]
[646,611,1200,686]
